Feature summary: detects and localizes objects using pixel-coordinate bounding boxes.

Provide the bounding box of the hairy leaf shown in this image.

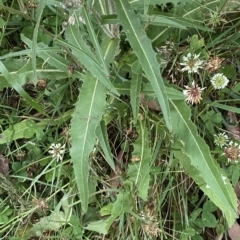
[115,0,171,130]
[82,7,109,73]
[96,121,115,171]
[70,73,106,213]
[170,100,237,227]
[130,72,142,123]
[0,61,48,116]
[128,118,151,200]
[59,25,118,95]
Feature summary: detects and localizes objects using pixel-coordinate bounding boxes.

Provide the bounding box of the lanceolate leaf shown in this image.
[130,73,142,123]
[115,0,171,130]
[81,7,109,74]
[0,61,48,116]
[60,26,118,95]
[128,119,151,200]
[170,100,237,227]
[96,121,115,171]
[70,73,106,213]
[100,37,119,67]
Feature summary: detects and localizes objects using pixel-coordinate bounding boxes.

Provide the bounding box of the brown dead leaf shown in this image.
[0,154,9,177]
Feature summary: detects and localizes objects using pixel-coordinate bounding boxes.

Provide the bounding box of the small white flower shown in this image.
[48,143,65,162]
[206,184,211,189]
[180,53,204,73]
[210,73,229,89]
[214,132,229,148]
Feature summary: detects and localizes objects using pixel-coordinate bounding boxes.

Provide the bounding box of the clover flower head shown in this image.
[205,56,225,73]
[183,81,206,105]
[180,53,204,73]
[223,141,240,164]
[214,132,229,148]
[210,73,229,89]
[48,143,65,162]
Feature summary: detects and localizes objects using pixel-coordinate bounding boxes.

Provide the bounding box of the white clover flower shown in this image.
[183,81,206,105]
[180,53,204,73]
[214,132,229,148]
[210,73,229,89]
[48,143,65,162]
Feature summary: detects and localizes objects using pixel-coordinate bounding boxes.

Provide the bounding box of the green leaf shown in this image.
[128,118,151,200]
[0,17,5,27]
[213,102,240,114]
[85,191,133,234]
[102,14,212,32]
[219,65,236,78]
[130,73,142,123]
[190,35,204,50]
[232,166,239,186]
[138,15,186,29]
[96,121,115,171]
[190,209,202,221]
[27,191,73,237]
[20,35,81,78]
[59,26,118,95]
[0,61,48,116]
[100,37,119,67]
[180,228,195,239]
[171,100,237,227]
[202,211,218,228]
[84,219,109,235]
[115,0,171,130]
[81,7,109,74]
[0,120,39,145]
[32,0,46,82]
[203,201,218,213]
[0,57,75,90]
[0,215,8,224]
[29,211,66,236]
[201,110,222,134]
[70,73,107,213]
